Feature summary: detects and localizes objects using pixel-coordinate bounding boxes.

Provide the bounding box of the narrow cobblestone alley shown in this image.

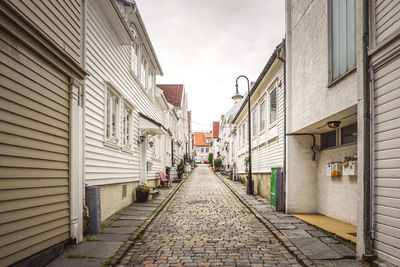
[120,165,301,266]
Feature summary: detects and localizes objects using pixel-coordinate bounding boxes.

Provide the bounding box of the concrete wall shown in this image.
[317,144,358,225]
[286,135,318,213]
[238,173,271,200]
[100,178,159,221]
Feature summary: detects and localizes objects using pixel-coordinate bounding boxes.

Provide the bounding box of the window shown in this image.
[330,0,355,81]
[147,70,153,93]
[242,123,245,145]
[106,90,119,143]
[238,127,242,147]
[341,123,357,144]
[260,101,265,131]
[252,109,257,136]
[122,105,132,148]
[130,43,138,75]
[201,148,204,153]
[206,148,209,153]
[321,130,337,149]
[140,56,147,86]
[270,89,277,124]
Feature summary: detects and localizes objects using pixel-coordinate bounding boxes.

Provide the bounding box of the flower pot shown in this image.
[136,190,149,202]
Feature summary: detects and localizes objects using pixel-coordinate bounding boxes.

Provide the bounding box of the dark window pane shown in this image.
[341,124,357,144]
[321,130,336,149]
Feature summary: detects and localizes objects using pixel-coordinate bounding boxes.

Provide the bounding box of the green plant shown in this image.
[86,236,102,242]
[194,164,198,168]
[226,176,231,179]
[208,153,214,166]
[136,184,151,192]
[214,158,222,170]
[244,156,250,174]
[177,159,185,173]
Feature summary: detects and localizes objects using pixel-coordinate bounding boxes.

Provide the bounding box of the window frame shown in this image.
[130,42,139,76]
[104,86,121,146]
[328,0,356,83]
[121,103,133,150]
[259,100,266,131]
[252,108,258,137]
[269,88,277,126]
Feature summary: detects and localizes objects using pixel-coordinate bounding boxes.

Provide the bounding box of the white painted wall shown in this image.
[285,0,362,228]
[235,62,284,176]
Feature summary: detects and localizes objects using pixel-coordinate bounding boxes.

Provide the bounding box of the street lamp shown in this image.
[233,75,253,195]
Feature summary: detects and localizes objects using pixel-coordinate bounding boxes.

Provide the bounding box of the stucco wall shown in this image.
[286,135,318,213]
[288,1,358,133]
[100,179,158,221]
[317,144,358,225]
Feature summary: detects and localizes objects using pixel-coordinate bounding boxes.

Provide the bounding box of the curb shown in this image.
[215,172,316,267]
[111,171,192,266]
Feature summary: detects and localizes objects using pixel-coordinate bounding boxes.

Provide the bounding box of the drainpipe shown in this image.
[362,0,374,262]
[286,133,317,161]
[81,0,88,230]
[276,41,287,211]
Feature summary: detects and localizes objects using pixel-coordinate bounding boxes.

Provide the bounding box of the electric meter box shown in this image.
[343,160,357,176]
[328,162,342,177]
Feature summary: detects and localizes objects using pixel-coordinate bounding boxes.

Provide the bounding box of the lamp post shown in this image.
[232,75,253,195]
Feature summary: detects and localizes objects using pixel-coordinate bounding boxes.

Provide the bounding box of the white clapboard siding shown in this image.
[0,28,70,266]
[85,0,164,186]
[374,0,400,45]
[5,0,81,63]
[236,67,284,174]
[372,52,400,266]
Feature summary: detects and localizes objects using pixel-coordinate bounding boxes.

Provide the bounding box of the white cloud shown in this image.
[136,0,285,131]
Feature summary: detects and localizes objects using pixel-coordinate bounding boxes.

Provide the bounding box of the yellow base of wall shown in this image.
[292,214,357,244]
[99,179,159,222]
[237,173,271,200]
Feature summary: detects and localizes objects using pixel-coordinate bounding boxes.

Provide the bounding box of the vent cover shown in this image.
[122,184,127,198]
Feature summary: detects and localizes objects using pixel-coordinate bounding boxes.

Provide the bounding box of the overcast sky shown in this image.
[136,0,285,132]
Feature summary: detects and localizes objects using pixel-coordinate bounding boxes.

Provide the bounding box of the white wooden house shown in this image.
[84,0,166,222]
[232,45,285,199]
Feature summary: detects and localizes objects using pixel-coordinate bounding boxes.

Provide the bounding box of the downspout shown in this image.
[362,0,374,261]
[276,41,287,211]
[286,133,317,161]
[81,0,88,231]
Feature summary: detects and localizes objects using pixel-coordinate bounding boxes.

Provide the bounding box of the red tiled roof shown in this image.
[213,121,219,138]
[194,132,211,147]
[157,84,183,108]
[205,132,213,138]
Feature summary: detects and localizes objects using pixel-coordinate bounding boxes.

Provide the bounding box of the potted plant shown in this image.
[177,159,184,179]
[136,184,151,202]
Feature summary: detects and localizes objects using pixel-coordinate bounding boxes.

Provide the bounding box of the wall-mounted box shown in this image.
[331,163,342,176]
[343,161,357,176]
[327,163,332,176]
[328,162,342,177]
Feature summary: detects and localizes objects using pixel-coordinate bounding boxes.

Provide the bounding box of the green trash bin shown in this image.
[270,167,277,207]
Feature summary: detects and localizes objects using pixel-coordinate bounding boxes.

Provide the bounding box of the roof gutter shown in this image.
[232,43,282,124]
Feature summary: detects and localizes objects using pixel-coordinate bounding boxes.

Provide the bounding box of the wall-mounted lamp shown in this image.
[327,121,341,129]
[138,135,145,144]
[148,139,154,148]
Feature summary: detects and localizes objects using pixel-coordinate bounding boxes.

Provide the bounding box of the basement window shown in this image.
[341,124,357,144]
[321,130,337,149]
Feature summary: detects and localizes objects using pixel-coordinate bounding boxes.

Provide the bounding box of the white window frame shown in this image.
[130,42,139,76]
[122,103,133,150]
[252,108,258,136]
[269,88,277,126]
[140,55,147,87]
[105,85,121,146]
[259,100,265,131]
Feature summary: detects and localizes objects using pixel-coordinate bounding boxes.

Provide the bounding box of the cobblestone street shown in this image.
[120,165,301,266]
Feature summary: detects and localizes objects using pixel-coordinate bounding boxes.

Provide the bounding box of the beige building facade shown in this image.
[0,0,86,265]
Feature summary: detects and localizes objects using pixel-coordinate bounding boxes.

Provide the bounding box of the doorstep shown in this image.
[46,180,186,267]
[292,214,357,244]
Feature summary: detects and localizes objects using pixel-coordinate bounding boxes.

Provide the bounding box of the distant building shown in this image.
[193,132,212,163]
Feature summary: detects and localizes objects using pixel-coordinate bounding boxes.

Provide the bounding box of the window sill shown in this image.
[104,141,120,150]
[328,67,356,88]
[268,122,277,130]
[121,147,134,154]
[129,70,154,102]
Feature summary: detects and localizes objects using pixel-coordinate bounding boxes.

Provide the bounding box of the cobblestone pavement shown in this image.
[120,165,302,266]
